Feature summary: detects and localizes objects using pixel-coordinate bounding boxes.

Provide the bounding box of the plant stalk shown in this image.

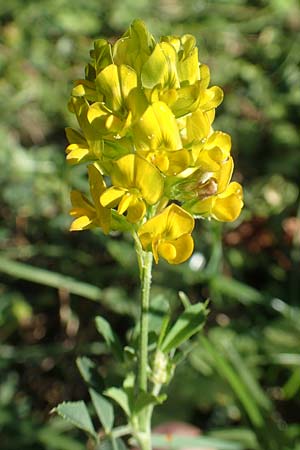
[138,249,153,393]
[134,234,153,450]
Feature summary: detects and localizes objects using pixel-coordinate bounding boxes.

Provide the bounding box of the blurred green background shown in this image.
[1,0,300,449]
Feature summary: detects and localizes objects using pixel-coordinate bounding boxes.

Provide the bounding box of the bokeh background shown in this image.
[1,0,300,449]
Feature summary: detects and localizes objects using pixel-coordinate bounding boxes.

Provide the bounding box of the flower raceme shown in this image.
[67,20,243,264]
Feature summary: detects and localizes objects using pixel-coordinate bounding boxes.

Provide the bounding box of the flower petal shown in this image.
[70,191,94,212]
[185,196,214,217]
[163,149,190,176]
[170,82,201,117]
[111,154,164,205]
[217,157,234,194]
[100,186,126,208]
[87,102,107,124]
[141,42,179,89]
[96,64,138,114]
[159,234,194,264]
[165,204,195,239]
[138,204,194,244]
[206,131,231,158]
[65,127,87,146]
[117,192,132,215]
[70,215,94,231]
[185,109,212,144]
[199,86,224,111]
[178,38,199,84]
[112,19,155,73]
[212,182,243,222]
[66,145,91,164]
[90,38,113,74]
[127,197,146,223]
[134,156,164,204]
[72,79,97,101]
[96,64,122,112]
[71,97,103,158]
[133,102,182,150]
[157,241,177,263]
[87,164,112,234]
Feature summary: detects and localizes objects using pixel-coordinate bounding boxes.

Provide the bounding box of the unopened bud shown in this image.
[151,350,169,385]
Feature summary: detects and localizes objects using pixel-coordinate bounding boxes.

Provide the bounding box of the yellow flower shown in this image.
[65,127,91,165]
[141,41,180,90]
[66,19,243,255]
[100,154,164,223]
[192,131,232,170]
[161,34,200,85]
[67,97,103,162]
[71,79,97,101]
[183,158,244,222]
[83,64,137,139]
[89,38,113,77]
[212,181,244,221]
[96,63,137,116]
[138,204,194,264]
[139,38,223,118]
[195,64,224,113]
[181,108,215,147]
[133,101,182,151]
[140,147,190,176]
[188,181,243,222]
[112,19,156,74]
[69,164,111,233]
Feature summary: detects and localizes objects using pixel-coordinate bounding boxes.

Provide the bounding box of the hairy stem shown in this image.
[138,249,153,392]
[134,233,153,450]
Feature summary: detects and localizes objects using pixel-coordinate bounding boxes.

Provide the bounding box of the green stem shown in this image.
[138,249,153,393]
[133,233,153,450]
[110,425,132,439]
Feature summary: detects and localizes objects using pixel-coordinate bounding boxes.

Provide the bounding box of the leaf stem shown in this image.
[110,425,132,439]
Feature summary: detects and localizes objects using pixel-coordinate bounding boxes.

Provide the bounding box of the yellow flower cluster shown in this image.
[67,20,243,264]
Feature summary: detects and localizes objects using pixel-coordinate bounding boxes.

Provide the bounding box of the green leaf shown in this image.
[161,302,208,353]
[133,392,167,415]
[53,401,96,438]
[151,433,243,450]
[104,388,131,417]
[0,255,104,302]
[89,388,114,433]
[209,428,259,450]
[283,368,300,399]
[37,427,86,450]
[211,275,264,305]
[148,294,170,334]
[76,356,103,390]
[178,291,191,309]
[200,337,265,428]
[223,345,271,411]
[95,316,123,360]
[157,315,172,349]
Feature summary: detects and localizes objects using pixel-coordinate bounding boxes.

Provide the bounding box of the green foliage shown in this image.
[53,401,97,438]
[95,316,123,360]
[89,389,114,433]
[160,302,208,353]
[1,0,300,449]
[151,433,243,450]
